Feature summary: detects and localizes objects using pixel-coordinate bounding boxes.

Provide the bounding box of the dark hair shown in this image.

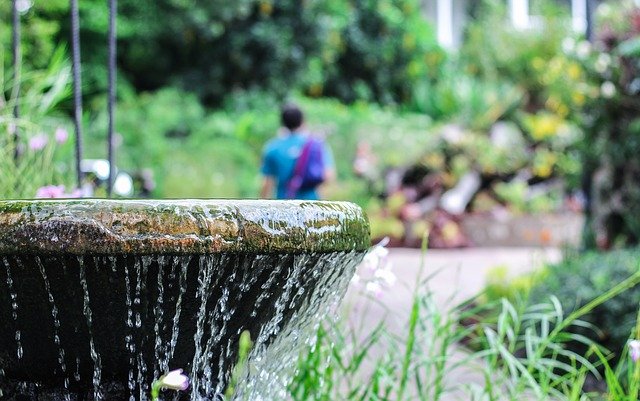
[281,104,304,131]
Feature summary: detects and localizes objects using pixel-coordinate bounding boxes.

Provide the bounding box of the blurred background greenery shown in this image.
[1,0,639,248]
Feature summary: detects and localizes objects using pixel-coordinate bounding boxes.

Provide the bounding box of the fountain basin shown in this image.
[0,199,369,400]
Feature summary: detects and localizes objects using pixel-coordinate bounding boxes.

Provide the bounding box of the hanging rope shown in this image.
[12,0,21,161]
[107,0,117,197]
[70,0,84,190]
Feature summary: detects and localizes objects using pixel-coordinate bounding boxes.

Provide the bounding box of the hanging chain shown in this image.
[11,0,21,161]
[107,0,117,197]
[70,0,85,190]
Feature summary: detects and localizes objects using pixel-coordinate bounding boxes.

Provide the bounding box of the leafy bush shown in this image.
[579,1,640,248]
[529,248,640,357]
[410,68,523,131]
[81,88,434,200]
[3,0,439,107]
[461,0,572,108]
[84,87,270,198]
[304,0,442,105]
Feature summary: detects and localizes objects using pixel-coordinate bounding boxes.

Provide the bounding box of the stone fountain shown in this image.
[0,199,369,400]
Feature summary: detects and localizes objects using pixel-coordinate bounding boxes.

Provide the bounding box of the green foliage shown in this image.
[579,1,640,248]
[482,265,549,304]
[0,47,75,198]
[461,0,571,100]
[84,87,270,198]
[529,249,640,359]
[410,68,523,131]
[2,0,438,107]
[290,259,640,400]
[0,1,69,71]
[304,0,442,105]
[81,88,434,201]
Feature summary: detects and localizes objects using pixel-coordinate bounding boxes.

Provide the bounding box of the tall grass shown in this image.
[0,47,74,199]
[290,256,640,400]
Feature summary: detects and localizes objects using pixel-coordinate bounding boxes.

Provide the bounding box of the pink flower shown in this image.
[629,340,640,362]
[35,185,83,199]
[35,185,66,198]
[67,188,82,198]
[55,127,69,144]
[29,134,48,151]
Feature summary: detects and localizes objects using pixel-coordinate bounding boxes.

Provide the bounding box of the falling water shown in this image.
[78,257,103,401]
[153,255,166,381]
[0,199,369,401]
[3,256,22,361]
[166,255,189,371]
[232,251,360,401]
[123,257,136,401]
[0,250,364,401]
[34,256,70,401]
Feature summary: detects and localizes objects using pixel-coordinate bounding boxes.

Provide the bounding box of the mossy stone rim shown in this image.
[0,199,370,255]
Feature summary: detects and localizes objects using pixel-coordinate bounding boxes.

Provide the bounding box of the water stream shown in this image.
[0,251,363,400]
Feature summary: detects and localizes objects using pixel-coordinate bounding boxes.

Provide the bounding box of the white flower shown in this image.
[374,268,397,287]
[629,340,640,362]
[360,238,390,271]
[562,38,576,54]
[601,81,616,99]
[576,41,591,59]
[594,54,611,74]
[157,369,189,391]
[15,0,33,13]
[365,281,383,298]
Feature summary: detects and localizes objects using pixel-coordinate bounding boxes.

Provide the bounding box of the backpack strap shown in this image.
[286,139,313,199]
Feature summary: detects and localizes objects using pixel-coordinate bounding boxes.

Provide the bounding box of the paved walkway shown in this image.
[346,247,562,327]
[339,247,563,400]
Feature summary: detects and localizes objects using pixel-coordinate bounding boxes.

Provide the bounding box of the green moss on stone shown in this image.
[0,199,370,255]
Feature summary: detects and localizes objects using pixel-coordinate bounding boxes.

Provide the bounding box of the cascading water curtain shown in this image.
[107,0,117,197]
[12,0,21,161]
[70,0,84,190]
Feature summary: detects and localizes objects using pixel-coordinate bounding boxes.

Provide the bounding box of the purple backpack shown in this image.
[286,138,325,199]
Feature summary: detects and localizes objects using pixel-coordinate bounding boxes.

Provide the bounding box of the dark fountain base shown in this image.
[0,200,369,401]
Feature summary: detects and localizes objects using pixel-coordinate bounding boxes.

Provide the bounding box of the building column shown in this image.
[437,0,454,49]
[509,0,530,30]
[572,0,588,34]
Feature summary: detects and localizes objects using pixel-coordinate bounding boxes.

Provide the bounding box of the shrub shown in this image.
[578,1,640,248]
[529,248,640,357]
[305,0,442,105]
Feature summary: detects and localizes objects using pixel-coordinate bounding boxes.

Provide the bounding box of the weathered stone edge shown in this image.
[0,199,370,255]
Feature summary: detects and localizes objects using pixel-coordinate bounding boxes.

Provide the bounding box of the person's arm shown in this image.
[260,145,276,198]
[260,176,275,199]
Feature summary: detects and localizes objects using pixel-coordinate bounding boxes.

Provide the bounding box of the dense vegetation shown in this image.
[1,0,639,248]
[0,0,438,106]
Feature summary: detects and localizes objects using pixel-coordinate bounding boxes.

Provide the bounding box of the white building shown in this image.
[421,0,604,49]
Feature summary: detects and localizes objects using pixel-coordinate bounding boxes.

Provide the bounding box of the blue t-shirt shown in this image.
[261,133,334,200]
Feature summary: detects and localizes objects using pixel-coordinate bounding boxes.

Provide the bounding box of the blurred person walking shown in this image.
[260,104,335,199]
